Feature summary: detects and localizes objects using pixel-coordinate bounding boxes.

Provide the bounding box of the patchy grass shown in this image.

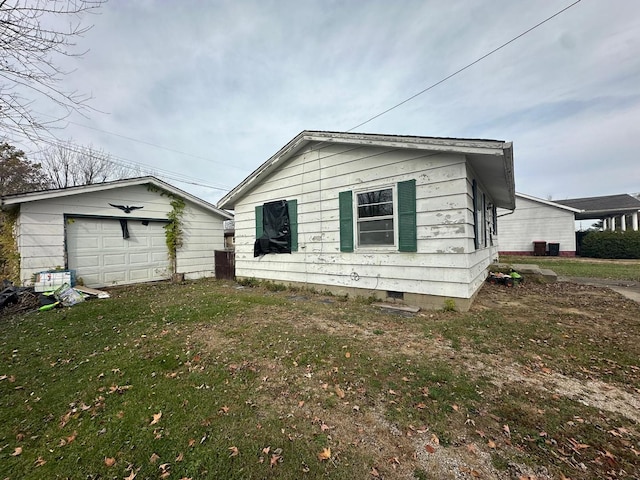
[500,255,640,281]
[1,278,639,479]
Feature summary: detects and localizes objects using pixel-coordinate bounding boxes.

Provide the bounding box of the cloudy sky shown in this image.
[10,0,640,205]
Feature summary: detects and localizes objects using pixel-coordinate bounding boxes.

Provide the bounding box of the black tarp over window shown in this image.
[254,200,291,256]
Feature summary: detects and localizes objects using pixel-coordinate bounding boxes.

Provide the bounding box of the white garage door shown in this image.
[66,217,170,287]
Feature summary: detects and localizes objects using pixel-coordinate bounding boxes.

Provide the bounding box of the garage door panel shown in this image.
[74,255,100,268]
[129,252,151,264]
[104,253,127,267]
[129,268,152,281]
[103,236,126,248]
[67,217,170,287]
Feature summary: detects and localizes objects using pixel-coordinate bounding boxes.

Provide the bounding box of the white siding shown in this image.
[16,184,226,285]
[497,196,576,254]
[234,144,499,301]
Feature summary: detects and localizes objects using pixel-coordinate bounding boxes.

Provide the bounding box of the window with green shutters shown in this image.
[254,200,297,252]
[339,180,416,252]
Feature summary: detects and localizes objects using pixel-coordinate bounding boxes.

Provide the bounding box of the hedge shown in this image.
[581,230,640,259]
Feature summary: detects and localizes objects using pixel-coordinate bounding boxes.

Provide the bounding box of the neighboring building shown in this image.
[497,193,581,256]
[218,131,515,311]
[1,176,233,287]
[555,194,640,232]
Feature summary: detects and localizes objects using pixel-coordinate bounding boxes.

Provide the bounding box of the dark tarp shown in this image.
[254,200,291,256]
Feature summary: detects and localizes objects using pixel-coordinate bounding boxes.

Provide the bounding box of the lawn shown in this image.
[1,278,639,479]
[499,255,640,281]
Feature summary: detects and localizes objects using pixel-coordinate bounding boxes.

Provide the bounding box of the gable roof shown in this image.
[516,192,582,213]
[554,194,640,220]
[1,176,233,220]
[217,130,515,210]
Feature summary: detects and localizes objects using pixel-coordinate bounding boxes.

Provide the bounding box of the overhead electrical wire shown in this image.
[346,0,582,132]
[6,129,233,191]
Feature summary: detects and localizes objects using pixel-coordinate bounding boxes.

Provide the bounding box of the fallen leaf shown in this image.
[431,433,440,446]
[124,469,138,480]
[175,452,184,462]
[150,453,160,464]
[150,411,162,425]
[12,446,22,456]
[317,447,331,461]
[188,438,196,447]
[345,352,351,358]
[487,439,496,449]
[34,456,46,467]
[228,446,239,457]
[104,457,116,467]
[219,405,230,414]
[388,389,397,395]
[503,424,511,437]
[335,385,345,399]
[320,423,330,432]
[425,444,435,453]
[371,466,380,477]
[270,453,282,467]
[470,470,481,478]
[452,404,459,411]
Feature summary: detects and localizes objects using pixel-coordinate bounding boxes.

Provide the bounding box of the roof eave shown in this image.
[1,176,233,220]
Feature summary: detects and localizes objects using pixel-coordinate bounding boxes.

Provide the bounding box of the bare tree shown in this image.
[38,141,141,188]
[0,0,106,139]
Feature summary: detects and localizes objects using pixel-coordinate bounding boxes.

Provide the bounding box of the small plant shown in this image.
[164,198,186,274]
[442,298,457,312]
[237,277,259,287]
[264,281,287,292]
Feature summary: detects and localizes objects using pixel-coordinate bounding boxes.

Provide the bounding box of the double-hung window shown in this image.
[356,188,394,246]
[339,179,416,252]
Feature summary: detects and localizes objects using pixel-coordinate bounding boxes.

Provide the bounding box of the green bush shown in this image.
[581,230,640,259]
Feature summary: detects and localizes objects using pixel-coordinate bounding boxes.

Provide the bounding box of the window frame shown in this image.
[354,185,397,249]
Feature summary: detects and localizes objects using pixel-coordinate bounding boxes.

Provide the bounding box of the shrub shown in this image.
[581,230,640,259]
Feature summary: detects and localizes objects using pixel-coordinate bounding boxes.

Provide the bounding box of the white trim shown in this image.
[354,184,397,250]
[2,176,233,220]
[516,192,583,213]
[217,130,515,210]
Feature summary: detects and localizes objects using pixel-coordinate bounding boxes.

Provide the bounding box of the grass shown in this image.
[500,255,640,281]
[1,277,639,479]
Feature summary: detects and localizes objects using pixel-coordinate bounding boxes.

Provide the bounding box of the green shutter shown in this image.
[255,205,263,239]
[397,179,417,252]
[472,180,479,250]
[288,199,298,252]
[339,191,353,252]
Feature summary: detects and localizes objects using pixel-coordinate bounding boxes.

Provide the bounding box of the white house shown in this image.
[1,176,233,287]
[218,131,515,311]
[497,193,581,256]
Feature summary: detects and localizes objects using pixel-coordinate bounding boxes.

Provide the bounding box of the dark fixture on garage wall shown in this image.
[109,203,144,214]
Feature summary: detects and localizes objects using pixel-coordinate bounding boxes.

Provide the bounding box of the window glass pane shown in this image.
[359,230,394,245]
[358,203,393,218]
[357,189,392,206]
[359,219,394,232]
[358,219,394,245]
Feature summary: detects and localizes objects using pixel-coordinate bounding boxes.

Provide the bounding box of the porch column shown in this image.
[633,211,639,231]
[604,217,610,231]
[611,216,616,231]
[621,215,626,231]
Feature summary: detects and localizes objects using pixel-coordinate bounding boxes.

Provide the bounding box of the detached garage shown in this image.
[1,177,233,287]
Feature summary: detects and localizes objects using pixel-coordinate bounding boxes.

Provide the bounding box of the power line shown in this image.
[32,111,247,171]
[5,130,233,191]
[347,0,582,132]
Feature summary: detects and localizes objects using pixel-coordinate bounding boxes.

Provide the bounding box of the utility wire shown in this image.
[32,111,247,170]
[6,130,233,191]
[347,0,582,132]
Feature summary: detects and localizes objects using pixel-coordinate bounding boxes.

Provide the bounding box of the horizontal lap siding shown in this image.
[465,165,500,296]
[16,185,226,284]
[177,203,225,279]
[235,144,477,299]
[497,197,576,253]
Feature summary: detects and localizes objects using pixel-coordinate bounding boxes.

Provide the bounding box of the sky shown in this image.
[7,0,640,206]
